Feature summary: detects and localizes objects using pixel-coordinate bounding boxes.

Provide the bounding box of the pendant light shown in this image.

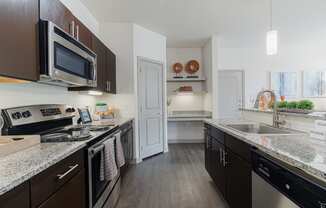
[266,0,278,55]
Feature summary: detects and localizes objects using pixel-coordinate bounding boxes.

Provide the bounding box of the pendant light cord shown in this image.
[270,0,273,30]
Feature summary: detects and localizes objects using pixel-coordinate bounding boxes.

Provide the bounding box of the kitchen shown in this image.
[0,0,326,208]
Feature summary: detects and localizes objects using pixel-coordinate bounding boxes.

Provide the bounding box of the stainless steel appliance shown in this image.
[1,104,122,208]
[88,130,121,208]
[252,149,326,208]
[39,21,97,87]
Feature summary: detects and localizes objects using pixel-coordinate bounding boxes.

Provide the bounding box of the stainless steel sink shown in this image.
[225,124,297,135]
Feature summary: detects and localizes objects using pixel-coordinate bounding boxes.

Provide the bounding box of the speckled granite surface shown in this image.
[0,142,86,195]
[0,117,133,196]
[205,119,326,183]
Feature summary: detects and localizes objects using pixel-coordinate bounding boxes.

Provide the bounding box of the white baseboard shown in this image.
[168,139,204,144]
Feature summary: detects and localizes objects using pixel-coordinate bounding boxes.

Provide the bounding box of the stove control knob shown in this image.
[11,112,22,120]
[22,111,31,118]
[66,108,76,113]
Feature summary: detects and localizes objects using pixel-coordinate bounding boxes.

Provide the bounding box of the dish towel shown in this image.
[103,138,118,181]
[115,132,126,167]
[99,147,105,181]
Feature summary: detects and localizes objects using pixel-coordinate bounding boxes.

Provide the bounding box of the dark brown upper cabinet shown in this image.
[105,47,117,94]
[75,19,92,50]
[0,0,39,81]
[39,0,92,49]
[0,0,114,86]
[92,36,108,91]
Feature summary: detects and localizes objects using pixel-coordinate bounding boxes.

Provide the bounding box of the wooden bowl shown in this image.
[185,60,200,74]
[173,63,183,74]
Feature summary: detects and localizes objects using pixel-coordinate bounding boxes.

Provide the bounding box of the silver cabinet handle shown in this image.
[57,164,79,180]
[70,20,75,37]
[76,24,79,40]
[106,81,111,92]
[222,150,228,167]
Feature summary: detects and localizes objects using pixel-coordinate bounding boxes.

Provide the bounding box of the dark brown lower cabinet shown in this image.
[211,138,226,196]
[0,181,30,208]
[204,123,252,208]
[120,120,134,177]
[226,149,251,208]
[39,171,86,208]
[204,127,212,177]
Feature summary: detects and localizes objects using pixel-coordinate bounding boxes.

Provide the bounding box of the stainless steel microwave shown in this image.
[39,21,97,87]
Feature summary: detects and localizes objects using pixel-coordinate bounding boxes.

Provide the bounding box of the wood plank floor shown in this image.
[116,144,228,208]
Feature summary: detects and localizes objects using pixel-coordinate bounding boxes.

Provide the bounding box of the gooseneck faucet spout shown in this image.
[261,90,286,128]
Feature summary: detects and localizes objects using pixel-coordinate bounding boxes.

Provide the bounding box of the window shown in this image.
[303,71,326,97]
[270,72,298,99]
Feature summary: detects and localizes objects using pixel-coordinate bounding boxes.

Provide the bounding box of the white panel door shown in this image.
[138,58,164,159]
[217,70,244,119]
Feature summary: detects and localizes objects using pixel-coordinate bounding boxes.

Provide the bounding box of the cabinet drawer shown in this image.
[225,134,251,162]
[38,171,86,208]
[31,149,84,208]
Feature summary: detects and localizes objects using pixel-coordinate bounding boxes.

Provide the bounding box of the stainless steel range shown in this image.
[1,104,122,208]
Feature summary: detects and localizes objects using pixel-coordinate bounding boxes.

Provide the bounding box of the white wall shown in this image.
[132,24,168,159]
[215,0,326,111]
[0,83,96,109]
[202,40,213,112]
[99,23,167,162]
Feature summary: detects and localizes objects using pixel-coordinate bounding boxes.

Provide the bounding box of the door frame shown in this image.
[217,69,245,118]
[137,56,166,160]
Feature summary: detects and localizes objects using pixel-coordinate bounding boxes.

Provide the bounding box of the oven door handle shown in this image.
[90,144,105,157]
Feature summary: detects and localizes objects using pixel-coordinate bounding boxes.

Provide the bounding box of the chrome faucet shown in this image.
[261,90,286,128]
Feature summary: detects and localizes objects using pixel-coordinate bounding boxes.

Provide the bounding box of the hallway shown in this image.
[116,144,228,208]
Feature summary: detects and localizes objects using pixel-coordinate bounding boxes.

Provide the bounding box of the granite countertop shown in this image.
[0,117,133,196]
[205,119,326,183]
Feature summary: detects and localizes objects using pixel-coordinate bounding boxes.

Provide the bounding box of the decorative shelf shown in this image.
[167,77,206,82]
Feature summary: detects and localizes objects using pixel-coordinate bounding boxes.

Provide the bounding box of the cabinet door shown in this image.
[40,0,74,35]
[226,150,251,208]
[39,171,86,208]
[211,138,226,197]
[0,181,30,208]
[75,19,92,49]
[92,36,107,91]
[0,0,39,81]
[204,129,212,176]
[126,126,134,162]
[105,48,117,94]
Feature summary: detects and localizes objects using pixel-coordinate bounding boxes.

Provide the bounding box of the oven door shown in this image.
[88,136,120,208]
[43,21,97,87]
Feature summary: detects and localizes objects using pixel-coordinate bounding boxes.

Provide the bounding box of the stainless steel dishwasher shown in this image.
[251,149,326,208]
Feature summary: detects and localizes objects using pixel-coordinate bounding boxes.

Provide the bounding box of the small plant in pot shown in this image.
[278,99,314,114]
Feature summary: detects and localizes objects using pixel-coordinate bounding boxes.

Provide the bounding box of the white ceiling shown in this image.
[80,0,326,48]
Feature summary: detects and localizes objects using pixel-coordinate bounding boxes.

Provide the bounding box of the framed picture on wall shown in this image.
[270,72,298,99]
[302,71,326,98]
